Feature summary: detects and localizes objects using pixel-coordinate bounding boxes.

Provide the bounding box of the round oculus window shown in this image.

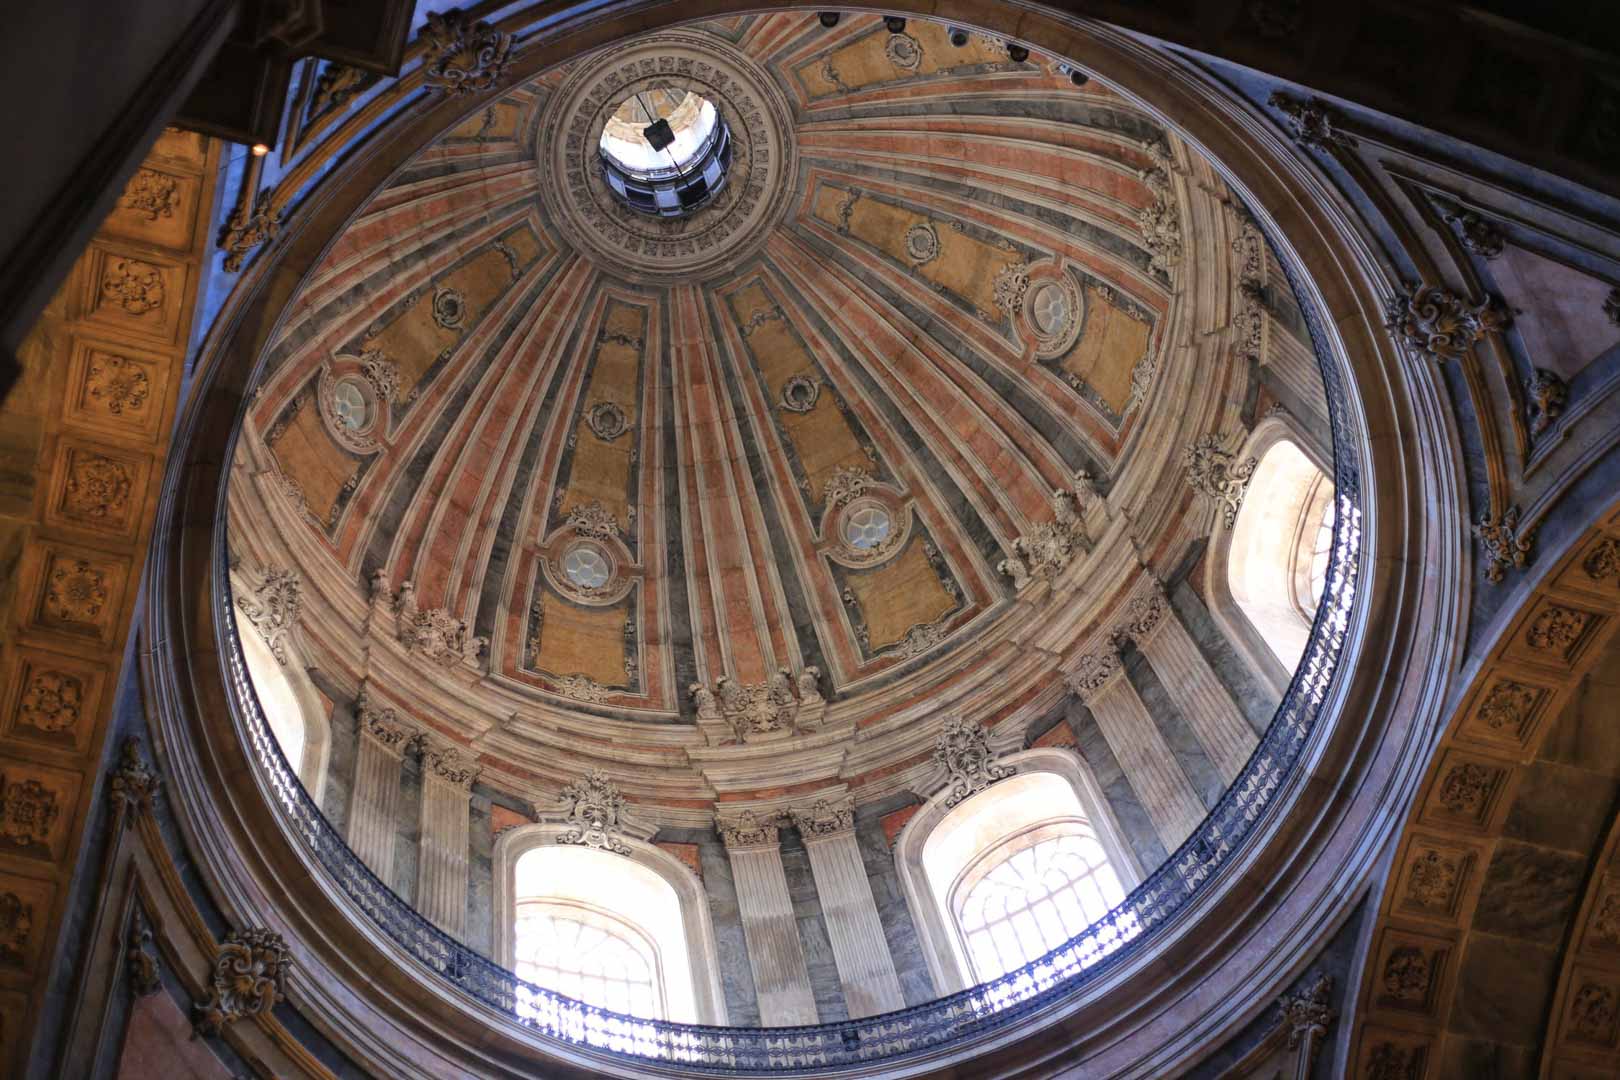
[843,505,893,551]
[332,379,370,432]
[562,545,611,590]
[598,89,731,217]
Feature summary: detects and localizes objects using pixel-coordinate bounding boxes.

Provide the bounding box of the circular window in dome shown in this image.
[843,504,893,551]
[598,89,731,217]
[332,378,370,432]
[562,544,611,590]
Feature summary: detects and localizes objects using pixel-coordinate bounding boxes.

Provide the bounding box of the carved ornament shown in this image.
[431,285,466,330]
[1381,946,1431,1002]
[1570,982,1618,1044]
[1065,650,1123,700]
[1278,973,1335,1050]
[1524,368,1567,436]
[823,465,873,509]
[904,222,939,264]
[1183,433,1257,529]
[421,743,481,790]
[0,891,35,969]
[394,585,486,667]
[100,258,165,315]
[191,928,291,1037]
[565,500,619,539]
[1584,538,1620,584]
[1442,209,1505,258]
[890,619,948,659]
[118,169,180,222]
[555,673,611,703]
[44,558,110,625]
[0,774,61,849]
[1004,489,1092,586]
[780,374,820,413]
[127,907,160,997]
[933,717,1015,808]
[62,452,133,520]
[359,348,400,404]
[1268,93,1356,151]
[219,191,280,274]
[1404,848,1462,912]
[236,566,302,664]
[1477,679,1538,733]
[1472,505,1535,584]
[1113,583,1168,646]
[1385,282,1509,362]
[86,352,151,416]
[791,796,855,838]
[992,260,1032,315]
[586,401,629,441]
[717,809,783,849]
[421,9,513,96]
[1136,167,1182,275]
[1526,605,1591,653]
[701,667,819,742]
[556,770,631,855]
[355,683,417,755]
[110,736,161,816]
[18,668,83,733]
[1436,762,1497,816]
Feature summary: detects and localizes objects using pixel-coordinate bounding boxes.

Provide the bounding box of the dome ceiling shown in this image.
[232,12,1262,807]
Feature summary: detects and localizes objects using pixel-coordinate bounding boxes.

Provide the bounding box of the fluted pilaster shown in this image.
[791,799,904,1018]
[1067,651,1205,849]
[417,744,479,938]
[718,812,818,1025]
[1122,585,1257,783]
[347,690,416,880]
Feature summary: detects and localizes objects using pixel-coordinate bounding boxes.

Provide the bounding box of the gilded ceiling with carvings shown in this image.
[231,12,1268,792]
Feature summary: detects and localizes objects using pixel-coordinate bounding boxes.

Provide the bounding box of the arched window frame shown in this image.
[893,747,1141,994]
[1202,411,1334,698]
[229,568,331,806]
[492,824,729,1024]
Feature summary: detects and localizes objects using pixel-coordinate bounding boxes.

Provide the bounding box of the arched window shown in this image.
[896,754,1141,993]
[231,593,329,803]
[495,833,728,1024]
[1225,437,1335,670]
[954,828,1126,981]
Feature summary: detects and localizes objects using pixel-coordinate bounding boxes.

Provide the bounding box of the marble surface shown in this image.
[1065,698,1169,870]
[1123,643,1225,809]
[1170,578,1280,736]
[779,827,848,1022]
[854,809,936,1006]
[391,757,422,904]
[466,794,494,957]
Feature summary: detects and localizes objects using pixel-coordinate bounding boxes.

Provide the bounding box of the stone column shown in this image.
[718,811,818,1025]
[347,687,417,881]
[1119,584,1258,783]
[790,798,905,1018]
[417,743,480,939]
[1068,650,1206,850]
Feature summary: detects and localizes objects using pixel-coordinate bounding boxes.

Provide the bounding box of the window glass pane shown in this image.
[513,905,664,1019]
[955,830,1128,982]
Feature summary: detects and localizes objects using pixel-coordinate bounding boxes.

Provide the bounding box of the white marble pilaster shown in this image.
[718,811,818,1025]
[347,691,416,881]
[417,744,479,938]
[1123,586,1258,783]
[1068,650,1206,849]
[790,799,904,1018]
